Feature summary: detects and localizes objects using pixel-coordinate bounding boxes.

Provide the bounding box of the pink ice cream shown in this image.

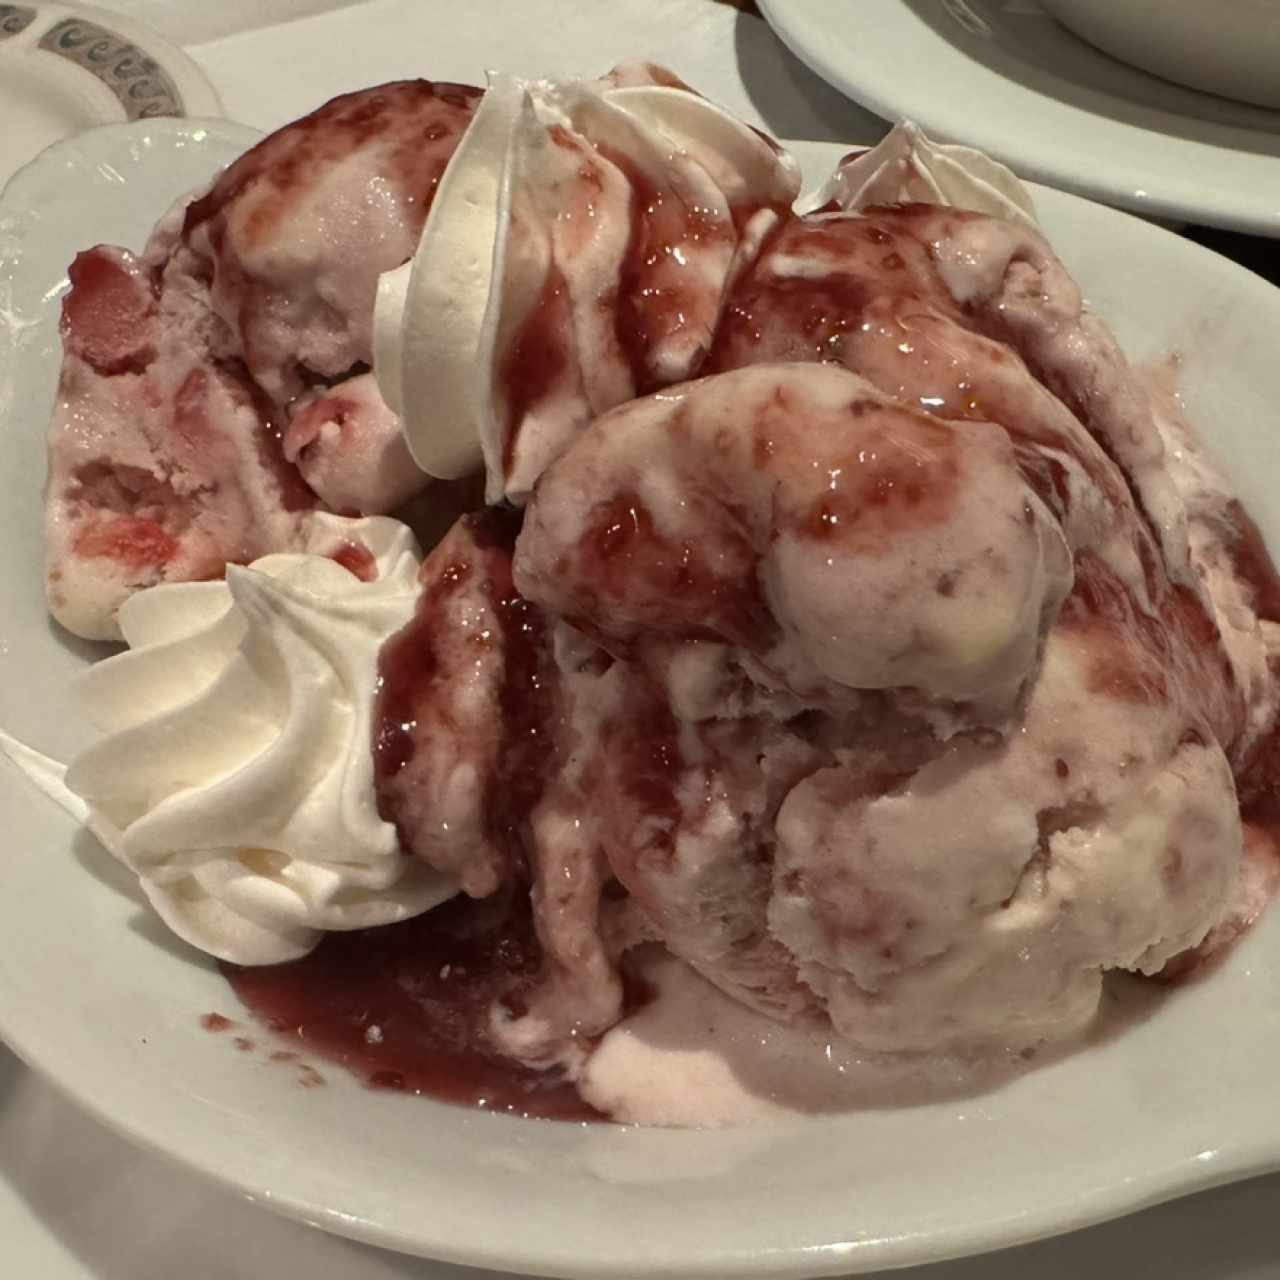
[48,70,1280,1117]
[45,80,480,639]
[374,193,1279,1071]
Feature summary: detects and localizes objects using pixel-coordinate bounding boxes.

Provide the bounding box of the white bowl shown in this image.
[1039,0,1280,110]
[5,121,1280,1279]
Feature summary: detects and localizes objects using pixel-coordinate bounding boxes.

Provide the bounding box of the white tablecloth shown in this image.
[184,0,882,143]
[3,2,1278,1277]
[82,0,362,46]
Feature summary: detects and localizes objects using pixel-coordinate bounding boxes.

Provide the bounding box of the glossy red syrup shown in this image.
[500,269,571,473]
[223,891,601,1121]
[1226,501,1280,624]
[603,142,730,394]
[575,490,772,650]
[372,508,553,870]
[183,81,481,248]
[789,411,963,552]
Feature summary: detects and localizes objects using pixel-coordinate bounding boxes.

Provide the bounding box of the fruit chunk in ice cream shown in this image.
[45,80,480,640]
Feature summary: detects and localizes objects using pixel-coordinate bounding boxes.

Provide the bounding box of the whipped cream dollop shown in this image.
[66,513,455,965]
[374,63,801,502]
[807,121,1038,227]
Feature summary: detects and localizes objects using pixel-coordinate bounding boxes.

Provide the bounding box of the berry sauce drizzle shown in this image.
[223,890,603,1121]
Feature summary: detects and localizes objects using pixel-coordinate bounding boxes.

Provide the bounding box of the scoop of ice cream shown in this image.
[516,363,1073,713]
[374,510,625,1071]
[378,177,1265,1070]
[66,513,456,965]
[505,358,1244,1053]
[44,245,317,641]
[707,202,1248,752]
[374,62,801,502]
[167,78,481,516]
[182,80,481,411]
[46,82,483,639]
[769,618,1241,1052]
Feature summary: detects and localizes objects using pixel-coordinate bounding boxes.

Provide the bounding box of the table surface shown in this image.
[4,1,1279,1276]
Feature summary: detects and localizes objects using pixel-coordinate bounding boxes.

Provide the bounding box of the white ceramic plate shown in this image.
[0,3,222,192]
[759,0,1280,237]
[3,119,1280,1280]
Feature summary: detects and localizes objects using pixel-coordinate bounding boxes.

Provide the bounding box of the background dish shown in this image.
[1037,0,1280,110]
[2,119,1280,1279]
[0,2,222,189]
[759,0,1280,236]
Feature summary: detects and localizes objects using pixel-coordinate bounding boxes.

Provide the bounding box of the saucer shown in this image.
[0,2,221,191]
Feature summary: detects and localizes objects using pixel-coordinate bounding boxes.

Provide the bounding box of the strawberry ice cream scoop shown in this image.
[45,246,315,641]
[46,81,482,640]
[504,361,1248,1054]
[770,610,1242,1052]
[375,511,626,1071]
[709,204,1251,755]
[183,80,480,413]
[369,165,1275,1071]
[178,79,479,514]
[516,362,1073,714]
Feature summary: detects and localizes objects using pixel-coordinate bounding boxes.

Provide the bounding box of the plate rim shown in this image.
[758,0,1280,238]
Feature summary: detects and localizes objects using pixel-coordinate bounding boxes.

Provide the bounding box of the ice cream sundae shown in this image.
[41,65,1280,1125]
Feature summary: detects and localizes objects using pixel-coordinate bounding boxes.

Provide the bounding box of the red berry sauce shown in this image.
[223,890,603,1121]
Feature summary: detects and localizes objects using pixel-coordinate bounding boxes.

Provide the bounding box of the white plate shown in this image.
[759,0,1280,236]
[0,3,222,192]
[3,119,1280,1280]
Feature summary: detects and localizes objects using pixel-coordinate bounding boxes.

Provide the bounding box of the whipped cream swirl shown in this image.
[374,63,801,502]
[807,121,1038,227]
[66,513,455,965]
